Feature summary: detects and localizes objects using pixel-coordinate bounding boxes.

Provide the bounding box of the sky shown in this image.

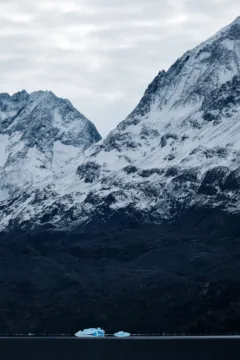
[1,0,240,136]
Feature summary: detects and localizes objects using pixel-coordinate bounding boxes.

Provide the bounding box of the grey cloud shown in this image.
[1,0,240,135]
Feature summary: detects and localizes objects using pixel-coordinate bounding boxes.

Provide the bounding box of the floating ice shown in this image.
[114,331,131,337]
[75,328,105,337]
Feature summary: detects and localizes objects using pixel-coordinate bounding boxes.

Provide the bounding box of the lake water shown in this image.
[1,336,240,359]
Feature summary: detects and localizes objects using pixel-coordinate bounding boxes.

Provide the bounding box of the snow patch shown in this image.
[52,141,81,171]
[0,134,9,166]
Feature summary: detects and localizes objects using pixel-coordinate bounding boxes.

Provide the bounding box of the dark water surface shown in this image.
[1,336,240,360]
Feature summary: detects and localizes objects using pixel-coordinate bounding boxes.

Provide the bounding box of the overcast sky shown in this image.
[1,0,240,136]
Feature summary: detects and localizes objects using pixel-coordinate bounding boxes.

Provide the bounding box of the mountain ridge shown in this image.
[6,15,240,232]
[3,17,240,230]
[1,17,240,335]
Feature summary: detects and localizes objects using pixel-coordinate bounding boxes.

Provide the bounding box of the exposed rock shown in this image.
[76,162,102,183]
[222,167,240,190]
[198,167,230,195]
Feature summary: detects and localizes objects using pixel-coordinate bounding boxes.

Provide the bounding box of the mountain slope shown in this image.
[3,17,240,231]
[70,16,240,224]
[0,90,101,201]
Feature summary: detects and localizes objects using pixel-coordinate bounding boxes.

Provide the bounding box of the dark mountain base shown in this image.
[1,207,240,335]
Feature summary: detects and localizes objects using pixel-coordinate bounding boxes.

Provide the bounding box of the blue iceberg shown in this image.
[114,331,131,337]
[75,328,105,337]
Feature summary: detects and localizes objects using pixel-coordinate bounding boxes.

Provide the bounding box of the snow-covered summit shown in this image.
[122,16,240,127]
[82,16,240,173]
[0,90,101,198]
[2,18,240,231]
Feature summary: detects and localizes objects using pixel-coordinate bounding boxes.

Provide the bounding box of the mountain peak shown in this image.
[193,16,240,55]
[217,15,240,37]
[127,16,240,124]
[0,89,101,194]
[0,90,29,102]
[230,15,240,25]
[28,90,57,102]
[225,16,240,39]
[13,89,29,97]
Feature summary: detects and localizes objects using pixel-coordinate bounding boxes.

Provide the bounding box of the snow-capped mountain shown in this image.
[0,90,101,200]
[2,17,240,231]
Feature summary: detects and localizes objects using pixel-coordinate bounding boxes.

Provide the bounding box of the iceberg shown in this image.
[114,331,131,337]
[75,328,105,337]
